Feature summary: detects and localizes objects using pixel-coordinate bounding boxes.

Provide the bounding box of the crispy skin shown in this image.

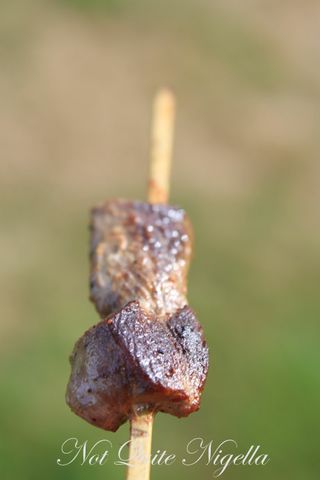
[89,200,192,318]
[66,301,208,431]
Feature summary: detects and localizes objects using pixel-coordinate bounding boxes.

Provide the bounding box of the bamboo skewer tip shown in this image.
[148,88,176,204]
[126,89,176,480]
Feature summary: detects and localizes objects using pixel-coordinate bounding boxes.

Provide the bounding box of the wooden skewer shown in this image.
[148,89,176,204]
[126,89,176,480]
[126,411,154,480]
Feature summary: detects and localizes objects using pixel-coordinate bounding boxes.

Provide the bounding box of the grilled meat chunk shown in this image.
[66,300,208,431]
[66,199,209,431]
[89,200,192,318]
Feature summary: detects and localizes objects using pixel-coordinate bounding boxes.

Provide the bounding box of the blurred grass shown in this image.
[60,0,290,90]
[59,0,126,13]
[1,0,320,479]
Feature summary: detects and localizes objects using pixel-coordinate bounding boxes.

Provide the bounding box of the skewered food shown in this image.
[89,199,192,318]
[66,300,208,431]
[66,199,209,431]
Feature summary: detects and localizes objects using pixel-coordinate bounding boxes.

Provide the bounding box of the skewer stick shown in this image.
[126,89,176,480]
[148,89,176,204]
[126,412,154,480]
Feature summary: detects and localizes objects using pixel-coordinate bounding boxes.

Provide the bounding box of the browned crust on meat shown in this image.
[89,200,193,318]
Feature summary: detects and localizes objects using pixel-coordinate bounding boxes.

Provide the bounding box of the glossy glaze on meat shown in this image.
[66,199,209,432]
[66,300,208,431]
[89,200,192,318]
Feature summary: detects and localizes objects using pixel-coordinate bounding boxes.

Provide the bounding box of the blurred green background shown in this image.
[1,0,319,479]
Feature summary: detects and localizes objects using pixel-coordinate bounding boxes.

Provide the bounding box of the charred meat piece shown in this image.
[66,199,209,431]
[66,300,208,431]
[89,200,192,318]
